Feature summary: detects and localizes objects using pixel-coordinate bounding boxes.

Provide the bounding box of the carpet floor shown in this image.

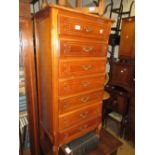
[104,117,135,155]
[23,119,135,155]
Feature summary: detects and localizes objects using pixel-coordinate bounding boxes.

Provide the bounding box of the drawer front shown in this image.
[59,59,106,78]
[59,90,103,114]
[59,14,110,41]
[59,103,102,130]
[59,76,105,96]
[59,39,108,57]
[59,116,101,144]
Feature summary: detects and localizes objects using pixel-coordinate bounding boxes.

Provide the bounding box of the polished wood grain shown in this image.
[20,1,40,155]
[59,13,110,41]
[59,103,102,130]
[59,75,105,96]
[59,38,108,57]
[34,4,112,155]
[59,116,101,144]
[59,90,103,114]
[59,58,106,77]
[119,17,135,59]
[35,9,53,138]
[111,60,134,90]
[19,1,31,17]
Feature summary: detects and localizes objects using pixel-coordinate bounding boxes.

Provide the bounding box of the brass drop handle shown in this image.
[82,64,92,70]
[79,124,88,131]
[79,96,89,103]
[80,113,85,118]
[83,47,93,52]
[84,27,92,33]
[80,111,88,118]
[64,133,69,138]
[81,81,90,87]
[79,126,84,131]
[63,103,69,109]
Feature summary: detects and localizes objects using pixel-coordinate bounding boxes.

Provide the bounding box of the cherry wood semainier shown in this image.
[34,4,112,155]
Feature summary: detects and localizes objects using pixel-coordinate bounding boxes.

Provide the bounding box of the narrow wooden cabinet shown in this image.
[119,17,135,58]
[34,5,112,155]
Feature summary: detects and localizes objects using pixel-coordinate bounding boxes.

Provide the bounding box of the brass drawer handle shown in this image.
[79,124,88,131]
[79,126,84,131]
[80,111,88,118]
[82,64,92,71]
[63,103,69,109]
[79,96,89,103]
[84,27,92,33]
[83,47,93,52]
[80,113,85,118]
[64,133,69,138]
[81,81,90,87]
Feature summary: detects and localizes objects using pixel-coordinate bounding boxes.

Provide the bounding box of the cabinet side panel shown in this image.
[35,10,53,137]
[119,18,135,58]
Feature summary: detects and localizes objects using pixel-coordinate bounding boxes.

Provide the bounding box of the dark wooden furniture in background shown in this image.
[19,1,40,154]
[125,80,135,144]
[119,17,135,59]
[103,17,135,140]
[119,17,135,143]
[111,59,134,91]
[34,4,112,155]
[104,84,129,137]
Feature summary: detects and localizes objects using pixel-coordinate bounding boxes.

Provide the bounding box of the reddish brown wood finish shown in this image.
[119,17,135,59]
[59,103,102,130]
[59,58,106,77]
[34,4,112,155]
[59,39,108,57]
[59,116,101,144]
[59,75,105,96]
[59,90,103,114]
[111,61,134,90]
[58,12,110,42]
[19,1,40,155]
[19,1,31,17]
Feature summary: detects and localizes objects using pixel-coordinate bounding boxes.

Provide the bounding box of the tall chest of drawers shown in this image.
[35,5,112,155]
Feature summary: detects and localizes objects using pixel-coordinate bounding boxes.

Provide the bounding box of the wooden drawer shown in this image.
[59,75,105,96]
[58,14,110,41]
[59,103,101,130]
[59,39,108,57]
[59,90,103,114]
[59,116,101,144]
[111,61,133,89]
[59,58,106,78]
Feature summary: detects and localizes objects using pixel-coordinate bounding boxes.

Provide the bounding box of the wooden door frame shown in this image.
[20,16,40,155]
[20,1,40,154]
